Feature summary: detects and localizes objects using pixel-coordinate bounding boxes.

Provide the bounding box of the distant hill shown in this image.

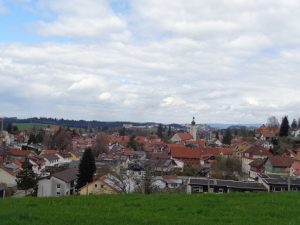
[2,117,186,131]
[1,117,260,131]
[208,123,261,129]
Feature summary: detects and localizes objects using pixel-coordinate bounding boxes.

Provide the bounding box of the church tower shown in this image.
[190,116,197,141]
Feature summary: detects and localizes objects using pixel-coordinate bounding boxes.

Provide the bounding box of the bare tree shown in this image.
[92,132,109,157]
[267,116,280,128]
[53,130,72,151]
[211,156,242,180]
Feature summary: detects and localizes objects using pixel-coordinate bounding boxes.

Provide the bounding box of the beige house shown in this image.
[79,174,123,195]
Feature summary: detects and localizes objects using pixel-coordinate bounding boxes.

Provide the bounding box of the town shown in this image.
[1,115,300,198]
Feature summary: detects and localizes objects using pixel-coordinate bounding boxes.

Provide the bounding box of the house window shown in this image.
[57,184,60,189]
[192,187,203,193]
[101,185,104,188]
[57,192,60,196]
[95,184,98,188]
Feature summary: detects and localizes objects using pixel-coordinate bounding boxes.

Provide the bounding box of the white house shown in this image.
[42,154,60,167]
[38,168,78,197]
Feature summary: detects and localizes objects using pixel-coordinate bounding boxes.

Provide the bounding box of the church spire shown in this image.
[191,116,196,125]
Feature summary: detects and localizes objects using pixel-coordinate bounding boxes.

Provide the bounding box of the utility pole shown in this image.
[288,168,291,192]
[0,117,3,131]
[207,173,210,193]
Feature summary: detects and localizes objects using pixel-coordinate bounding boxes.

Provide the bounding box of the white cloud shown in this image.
[245,97,260,106]
[1,1,300,123]
[160,96,186,107]
[98,92,112,101]
[35,0,128,39]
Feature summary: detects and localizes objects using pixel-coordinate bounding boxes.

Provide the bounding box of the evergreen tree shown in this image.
[119,127,126,136]
[157,124,163,138]
[6,123,13,133]
[291,119,297,129]
[279,116,290,137]
[76,148,96,190]
[28,133,37,144]
[222,129,232,145]
[167,125,172,137]
[16,158,38,196]
[216,131,219,140]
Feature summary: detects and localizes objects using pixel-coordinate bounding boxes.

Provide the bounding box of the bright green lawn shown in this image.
[0,193,300,225]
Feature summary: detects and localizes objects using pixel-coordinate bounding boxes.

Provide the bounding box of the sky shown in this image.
[1,0,300,124]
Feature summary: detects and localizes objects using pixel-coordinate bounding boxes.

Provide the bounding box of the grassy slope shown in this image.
[1,193,300,225]
[15,123,49,131]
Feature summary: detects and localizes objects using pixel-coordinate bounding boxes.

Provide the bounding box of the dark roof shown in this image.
[150,159,172,168]
[128,163,144,171]
[189,178,265,190]
[249,158,267,168]
[52,168,78,183]
[259,174,300,186]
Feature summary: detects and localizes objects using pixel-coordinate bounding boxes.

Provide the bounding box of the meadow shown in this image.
[14,123,50,131]
[0,193,300,225]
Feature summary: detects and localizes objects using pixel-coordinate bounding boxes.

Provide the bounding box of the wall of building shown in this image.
[0,169,16,187]
[79,180,117,195]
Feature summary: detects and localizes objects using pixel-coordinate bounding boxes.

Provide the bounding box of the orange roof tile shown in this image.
[171,146,201,159]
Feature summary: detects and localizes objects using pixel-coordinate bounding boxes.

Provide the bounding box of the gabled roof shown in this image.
[176,132,193,141]
[171,146,201,159]
[0,166,19,177]
[52,168,78,183]
[243,145,271,158]
[100,174,123,193]
[249,158,267,168]
[9,149,35,157]
[42,154,59,162]
[41,150,60,155]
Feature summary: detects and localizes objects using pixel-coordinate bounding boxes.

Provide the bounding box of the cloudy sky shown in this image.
[1,0,300,124]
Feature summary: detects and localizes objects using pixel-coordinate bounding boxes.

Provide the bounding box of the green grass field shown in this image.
[0,193,300,225]
[15,123,50,131]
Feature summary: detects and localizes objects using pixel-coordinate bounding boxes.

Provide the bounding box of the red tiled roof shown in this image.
[177,132,193,141]
[186,139,206,148]
[162,175,178,180]
[41,150,60,155]
[268,156,293,168]
[243,145,271,158]
[9,149,34,157]
[121,149,136,156]
[171,146,201,159]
